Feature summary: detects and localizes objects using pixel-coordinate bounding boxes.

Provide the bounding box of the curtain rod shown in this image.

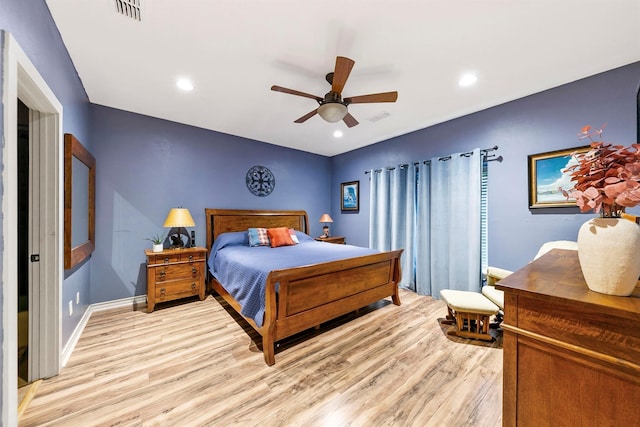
[364,145,499,174]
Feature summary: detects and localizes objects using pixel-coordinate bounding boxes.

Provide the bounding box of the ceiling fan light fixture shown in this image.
[318,103,348,123]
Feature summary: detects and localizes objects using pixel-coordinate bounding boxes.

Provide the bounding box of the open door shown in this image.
[2,32,63,425]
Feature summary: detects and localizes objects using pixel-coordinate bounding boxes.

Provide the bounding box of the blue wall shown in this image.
[89,105,331,303]
[331,62,640,271]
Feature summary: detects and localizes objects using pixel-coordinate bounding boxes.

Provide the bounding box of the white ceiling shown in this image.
[45,0,640,157]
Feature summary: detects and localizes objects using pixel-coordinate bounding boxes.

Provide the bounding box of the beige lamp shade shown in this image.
[163,208,195,228]
[319,213,333,223]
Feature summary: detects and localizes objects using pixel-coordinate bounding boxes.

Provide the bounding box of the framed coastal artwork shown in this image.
[528,146,590,209]
[341,180,359,211]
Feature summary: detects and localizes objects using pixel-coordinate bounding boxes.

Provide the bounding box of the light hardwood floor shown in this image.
[20,289,502,426]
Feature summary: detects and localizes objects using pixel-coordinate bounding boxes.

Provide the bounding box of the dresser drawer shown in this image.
[153,263,202,283]
[155,279,200,300]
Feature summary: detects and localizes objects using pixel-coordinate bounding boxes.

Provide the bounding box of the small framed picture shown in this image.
[528,146,590,208]
[341,180,359,211]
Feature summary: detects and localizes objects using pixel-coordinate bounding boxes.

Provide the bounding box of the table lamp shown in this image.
[319,213,333,237]
[163,207,195,248]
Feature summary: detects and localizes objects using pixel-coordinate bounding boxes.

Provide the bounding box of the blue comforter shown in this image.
[208,231,378,327]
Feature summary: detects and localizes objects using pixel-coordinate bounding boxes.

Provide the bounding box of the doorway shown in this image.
[2,32,63,426]
[17,99,29,387]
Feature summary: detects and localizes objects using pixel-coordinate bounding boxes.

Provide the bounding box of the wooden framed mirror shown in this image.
[64,133,95,269]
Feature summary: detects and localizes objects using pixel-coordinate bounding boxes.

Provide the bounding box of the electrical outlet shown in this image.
[76,291,80,304]
[68,300,73,317]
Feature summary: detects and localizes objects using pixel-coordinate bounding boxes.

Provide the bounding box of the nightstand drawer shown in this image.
[155,279,200,300]
[147,251,205,266]
[153,263,201,283]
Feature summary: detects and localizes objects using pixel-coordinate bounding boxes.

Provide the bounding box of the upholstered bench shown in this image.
[440,289,500,341]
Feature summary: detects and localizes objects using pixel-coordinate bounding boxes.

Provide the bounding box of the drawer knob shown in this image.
[192,267,197,274]
[189,255,194,262]
[160,287,166,294]
[163,257,169,264]
[159,270,165,278]
[191,283,196,291]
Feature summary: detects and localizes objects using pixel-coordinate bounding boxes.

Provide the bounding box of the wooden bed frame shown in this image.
[205,208,403,365]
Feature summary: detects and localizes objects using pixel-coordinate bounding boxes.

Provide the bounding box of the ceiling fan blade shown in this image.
[344,91,398,104]
[343,113,359,128]
[331,56,355,95]
[294,109,318,123]
[271,85,323,102]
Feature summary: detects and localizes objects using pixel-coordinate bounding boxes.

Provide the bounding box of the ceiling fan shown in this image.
[271,56,398,128]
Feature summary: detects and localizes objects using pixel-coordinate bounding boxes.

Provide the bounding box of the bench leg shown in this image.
[489,311,503,329]
[444,306,494,341]
[441,306,456,325]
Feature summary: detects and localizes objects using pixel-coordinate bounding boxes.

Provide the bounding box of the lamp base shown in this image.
[169,231,188,249]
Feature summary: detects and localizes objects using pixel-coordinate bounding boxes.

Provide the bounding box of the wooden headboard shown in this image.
[205,209,310,251]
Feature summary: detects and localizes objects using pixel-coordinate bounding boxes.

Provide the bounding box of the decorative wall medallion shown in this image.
[246,165,275,197]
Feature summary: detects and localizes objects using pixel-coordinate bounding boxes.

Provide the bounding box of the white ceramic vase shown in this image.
[577,217,640,296]
[152,243,163,253]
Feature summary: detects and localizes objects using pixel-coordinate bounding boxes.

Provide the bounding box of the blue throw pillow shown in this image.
[247,228,270,247]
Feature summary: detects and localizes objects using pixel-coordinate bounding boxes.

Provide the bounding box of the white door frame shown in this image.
[2,32,63,426]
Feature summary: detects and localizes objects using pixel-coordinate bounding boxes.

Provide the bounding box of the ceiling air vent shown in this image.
[114,0,142,21]
[367,111,391,123]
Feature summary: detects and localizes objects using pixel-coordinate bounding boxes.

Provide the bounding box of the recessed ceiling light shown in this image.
[458,73,477,87]
[176,78,193,91]
[333,130,343,138]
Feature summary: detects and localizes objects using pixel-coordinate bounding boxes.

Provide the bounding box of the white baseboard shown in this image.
[60,307,91,368]
[61,295,147,367]
[89,294,148,313]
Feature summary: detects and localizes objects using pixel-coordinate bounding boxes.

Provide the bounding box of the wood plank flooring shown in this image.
[20,289,502,426]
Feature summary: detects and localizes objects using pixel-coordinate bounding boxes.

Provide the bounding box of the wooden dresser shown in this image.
[496,249,640,426]
[145,247,207,312]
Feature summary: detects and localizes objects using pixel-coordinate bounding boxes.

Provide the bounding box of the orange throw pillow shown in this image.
[267,227,296,248]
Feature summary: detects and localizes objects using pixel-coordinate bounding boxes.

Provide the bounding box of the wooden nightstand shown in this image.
[145,246,207,312]
[314,236,346,244]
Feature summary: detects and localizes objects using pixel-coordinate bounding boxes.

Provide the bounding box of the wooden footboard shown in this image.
[262,250,402,365]
[205,208,403,365]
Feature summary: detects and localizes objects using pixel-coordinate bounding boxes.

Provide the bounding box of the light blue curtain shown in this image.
[429,149,482,297]
[369,164,416,290]
[369,168,390,250]
[415,162,431,295]
[369,149,483,297]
